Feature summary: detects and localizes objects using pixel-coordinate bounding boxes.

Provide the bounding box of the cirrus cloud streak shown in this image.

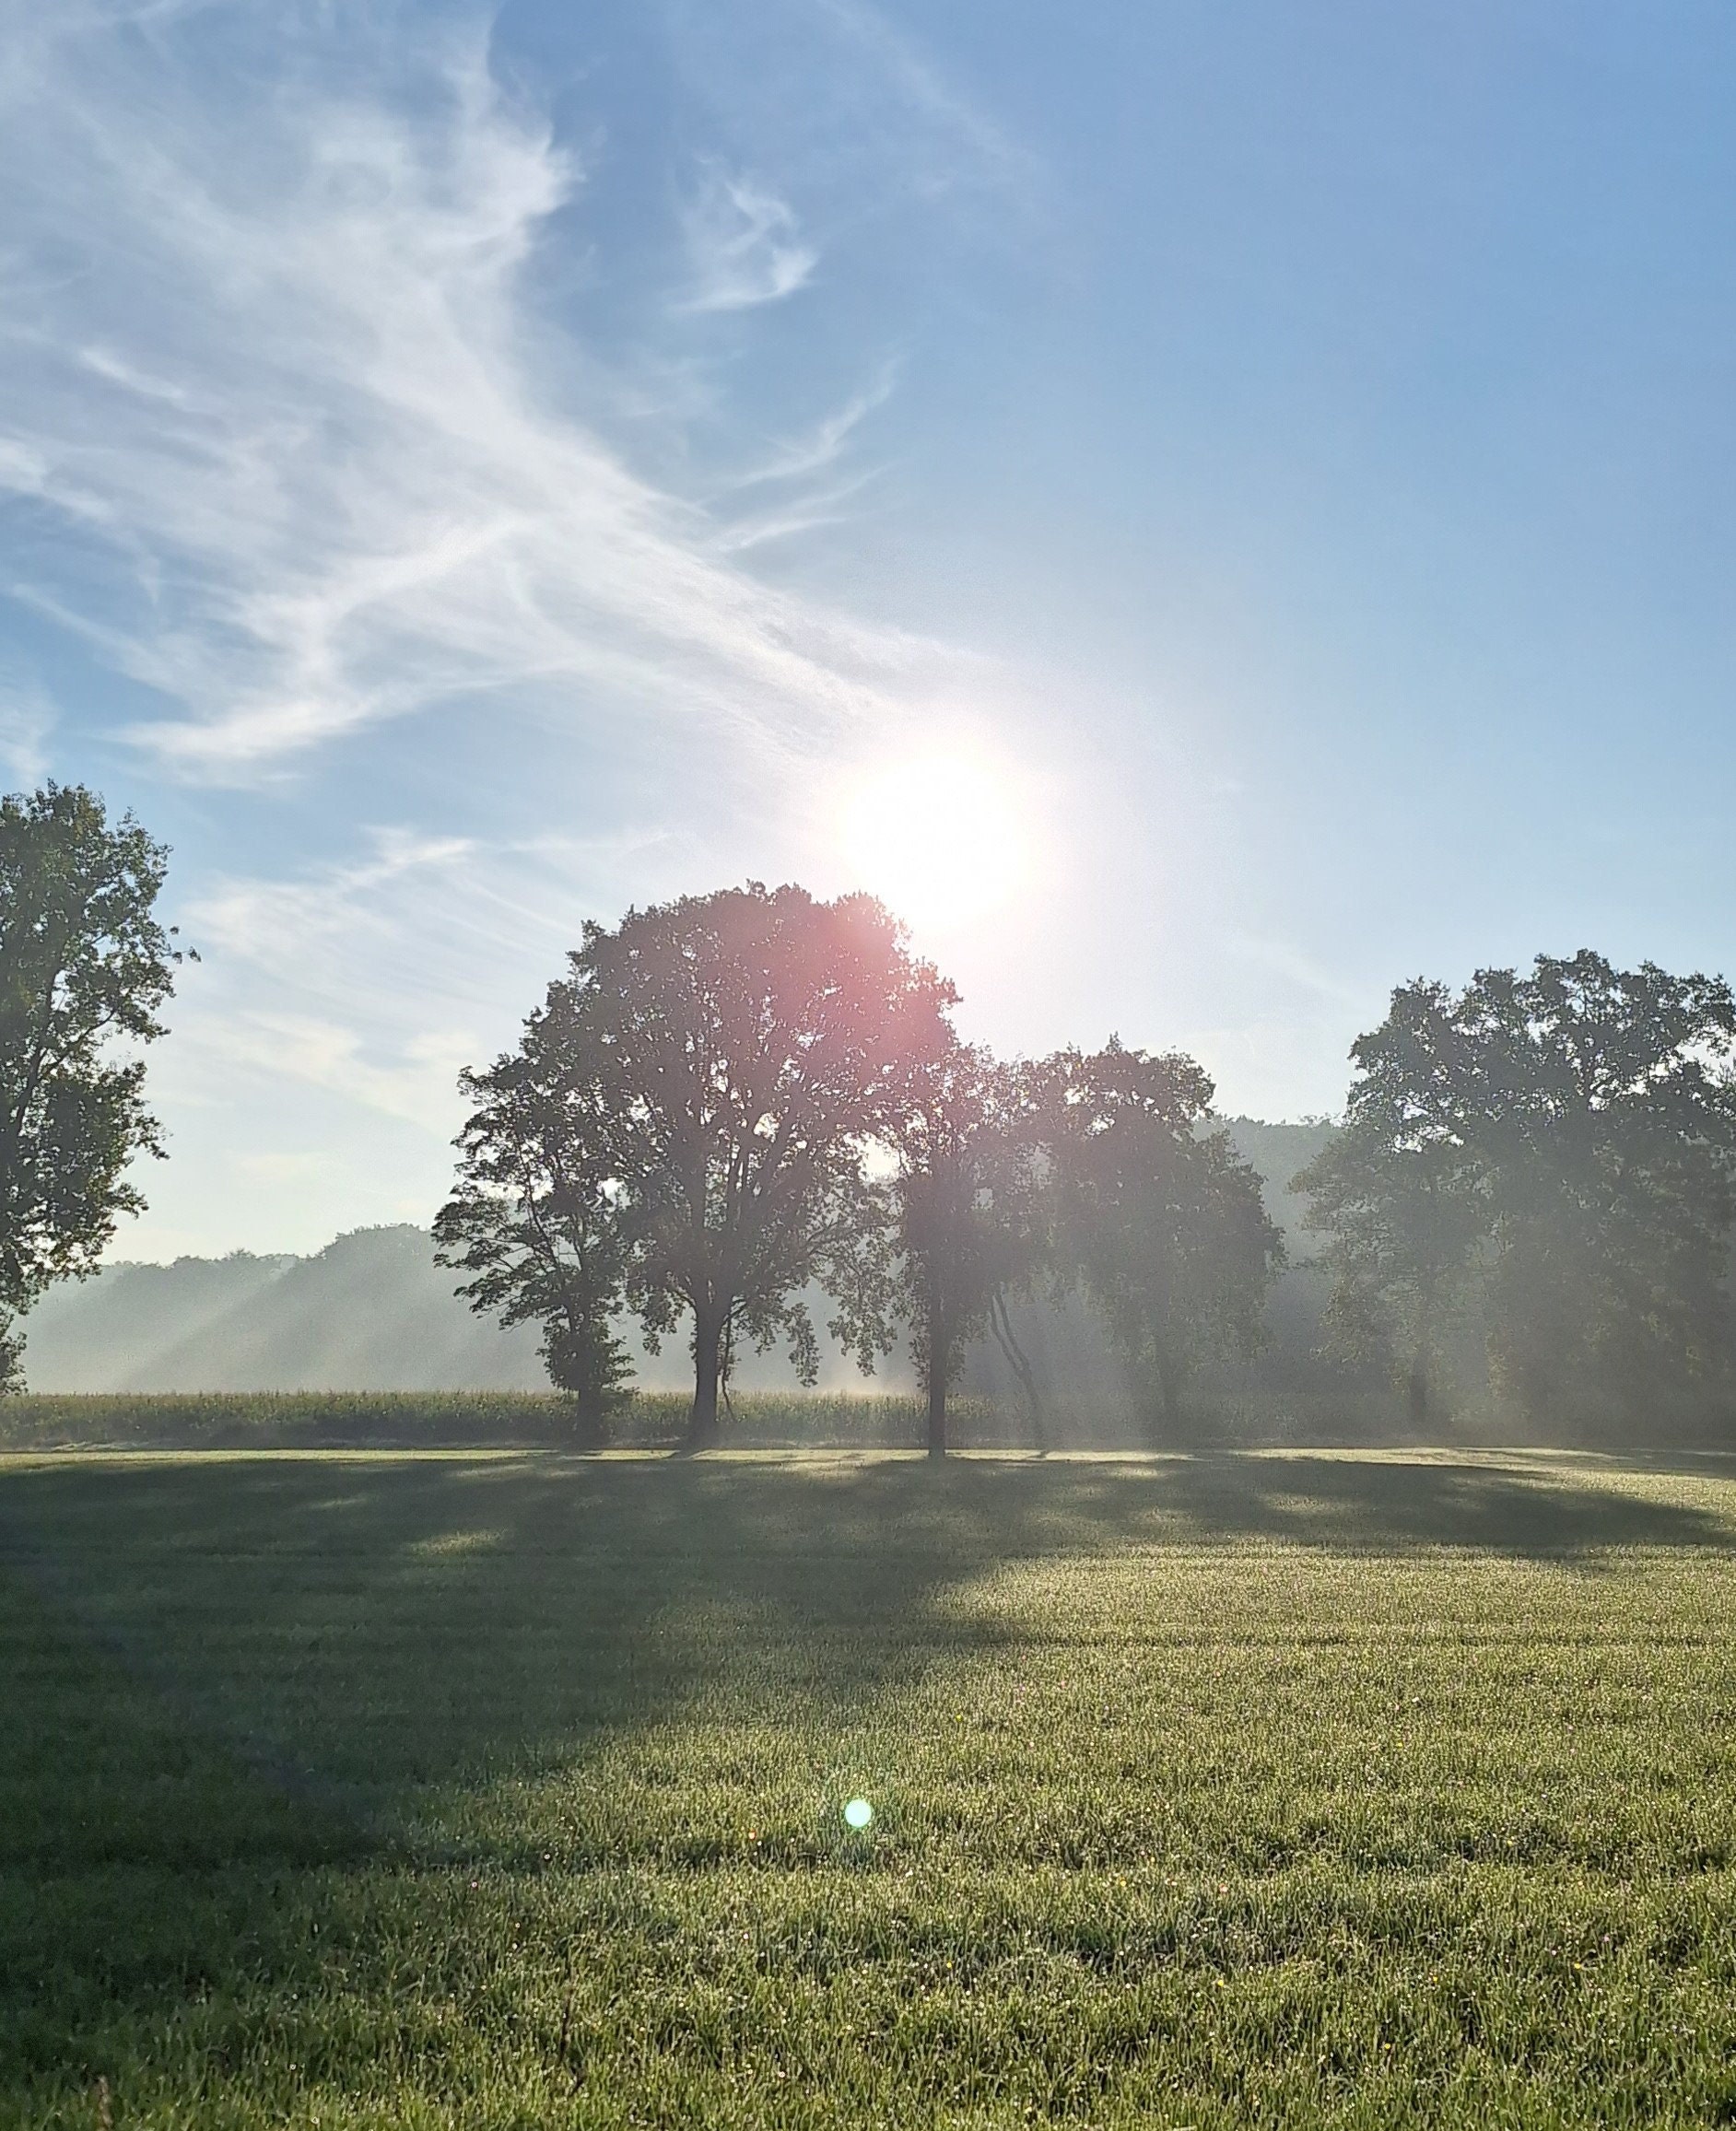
[0,4,957,783]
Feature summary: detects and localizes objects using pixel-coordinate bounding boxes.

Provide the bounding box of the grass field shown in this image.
[0,1392,1003,1455]
[5,1450,1736,2127]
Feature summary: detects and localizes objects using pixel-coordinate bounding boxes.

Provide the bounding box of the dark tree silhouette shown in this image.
[0,784,188,1390]
[1299,953,1736,1431]
[1045,1039,1284,1439]
[1292,982,1488,1427]
[447,884,955,1447]
[887,1043,1048,1458]
[435,1033,631,1431]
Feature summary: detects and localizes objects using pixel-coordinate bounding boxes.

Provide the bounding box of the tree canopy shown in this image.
[0,784,188,1389]
[443,884,956,1447]
[1042,1040,1284,1440]
[1297,952,1736,1431]
[886,1043,1049,1457]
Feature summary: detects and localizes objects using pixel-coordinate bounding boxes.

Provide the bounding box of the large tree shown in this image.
[447,884,955,1447]
[1299,953,1736,1431]
[1473,954,1736,1424]
[0,785,188,1389]
[1045,1039,1284,1438]
[886,1043,1048,1458]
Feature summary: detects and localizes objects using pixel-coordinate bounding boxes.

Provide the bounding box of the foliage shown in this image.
[7,1451,1736,2127]
[1300,952,1736,1430]
[448,884,956,1446]
[886,1043,1050,1456]
[0,785,186,1390]
[434,1026,631,1429]
[1292,982,1491,1425]
[1044,1039,1284,1436]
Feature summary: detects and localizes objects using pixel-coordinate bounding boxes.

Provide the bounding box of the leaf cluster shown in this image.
[0,784,187,1389]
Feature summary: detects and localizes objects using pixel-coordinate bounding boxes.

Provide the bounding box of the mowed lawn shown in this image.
[5,1453,1736,2128]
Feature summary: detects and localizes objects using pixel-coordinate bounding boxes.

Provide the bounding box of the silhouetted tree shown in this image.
[1045,1039,1284,1438]
[887,1043,1048,1458]
[435,1033,631,1431]
[1293,982,1489,1426]
[0,785,188,1389]
[1301,953,1736,1434]
[451,884,955,1448]
[1476,954,1736,1427]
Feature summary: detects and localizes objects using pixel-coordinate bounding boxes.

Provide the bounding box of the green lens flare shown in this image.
[842,1797,874,1831]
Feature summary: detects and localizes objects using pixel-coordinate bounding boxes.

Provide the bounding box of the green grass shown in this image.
[4,1449,1736,2127]
[0,1391,1007,1454]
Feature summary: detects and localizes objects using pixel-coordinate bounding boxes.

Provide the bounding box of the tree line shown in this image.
[6,783,1736,1449]
[435,887,1736,1451]
[432,883,1284,1452]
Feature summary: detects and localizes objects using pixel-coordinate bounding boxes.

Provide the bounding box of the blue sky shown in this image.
[5,0,1736,1257]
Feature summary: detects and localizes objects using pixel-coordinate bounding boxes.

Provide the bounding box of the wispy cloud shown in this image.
[725,366,899,489]
[678,169,817,313]
[189,827,477,964]
[0,0,1039,1255]
[808,0,1029,193]
[1229,933,1378,1014]
[0,672,56,787]
[0,6,955,784]
[173,824,674,1135]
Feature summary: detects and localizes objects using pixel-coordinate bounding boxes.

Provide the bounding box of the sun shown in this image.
[837,748,1033,933]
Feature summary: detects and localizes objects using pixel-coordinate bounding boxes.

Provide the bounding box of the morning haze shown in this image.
[5,5,1736,2125]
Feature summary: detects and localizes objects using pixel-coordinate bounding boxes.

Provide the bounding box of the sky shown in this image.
[5,0,1736,1259]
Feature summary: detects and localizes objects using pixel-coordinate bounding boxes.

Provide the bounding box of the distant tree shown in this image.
[1045,1040,1284,1438]
[1471,954,1736,1425]
[451,884,956,1449]
[434,1029,631,1431]
[0,785,189,1390]
[1300,953,1736,1432]
[887,1043,1049,1458]
[1292,982,1489,1427]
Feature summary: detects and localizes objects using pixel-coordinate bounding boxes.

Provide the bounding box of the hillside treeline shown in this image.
[437,888,1736,1452]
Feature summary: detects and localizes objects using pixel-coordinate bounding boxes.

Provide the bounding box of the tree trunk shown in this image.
[1154,1352,1183,1446]
[1407,1356,1428,1431]
[926,1298,949,1460]
[990,1291,1047,1454]
[687,1307,724,1451]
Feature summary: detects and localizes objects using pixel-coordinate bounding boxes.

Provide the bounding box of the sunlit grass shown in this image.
[0,1390,1003,1453]
[4,1450,1736,2125]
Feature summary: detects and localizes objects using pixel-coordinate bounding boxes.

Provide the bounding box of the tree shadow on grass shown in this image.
[1130,1451,1736,1556]
[2,1450,1733,2111]
[3,1451,1730,1813]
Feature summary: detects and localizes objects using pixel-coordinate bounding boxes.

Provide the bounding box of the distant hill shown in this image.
[17,1225,903,1396]
[19,1122,1340,1395]
[1217,1117,1337,1239]
[19,1227,549,1394]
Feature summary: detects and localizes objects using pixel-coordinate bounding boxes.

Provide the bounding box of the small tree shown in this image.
[1045,1039,1283,1438]
[887,1044,1047,1458]
[0,784,189,1389]
[434,1029,631,1433]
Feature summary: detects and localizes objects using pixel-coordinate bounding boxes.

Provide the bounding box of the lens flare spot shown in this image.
[842,1796,874,1831]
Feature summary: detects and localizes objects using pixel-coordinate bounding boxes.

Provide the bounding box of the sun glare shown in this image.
[838,749,1033,933]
